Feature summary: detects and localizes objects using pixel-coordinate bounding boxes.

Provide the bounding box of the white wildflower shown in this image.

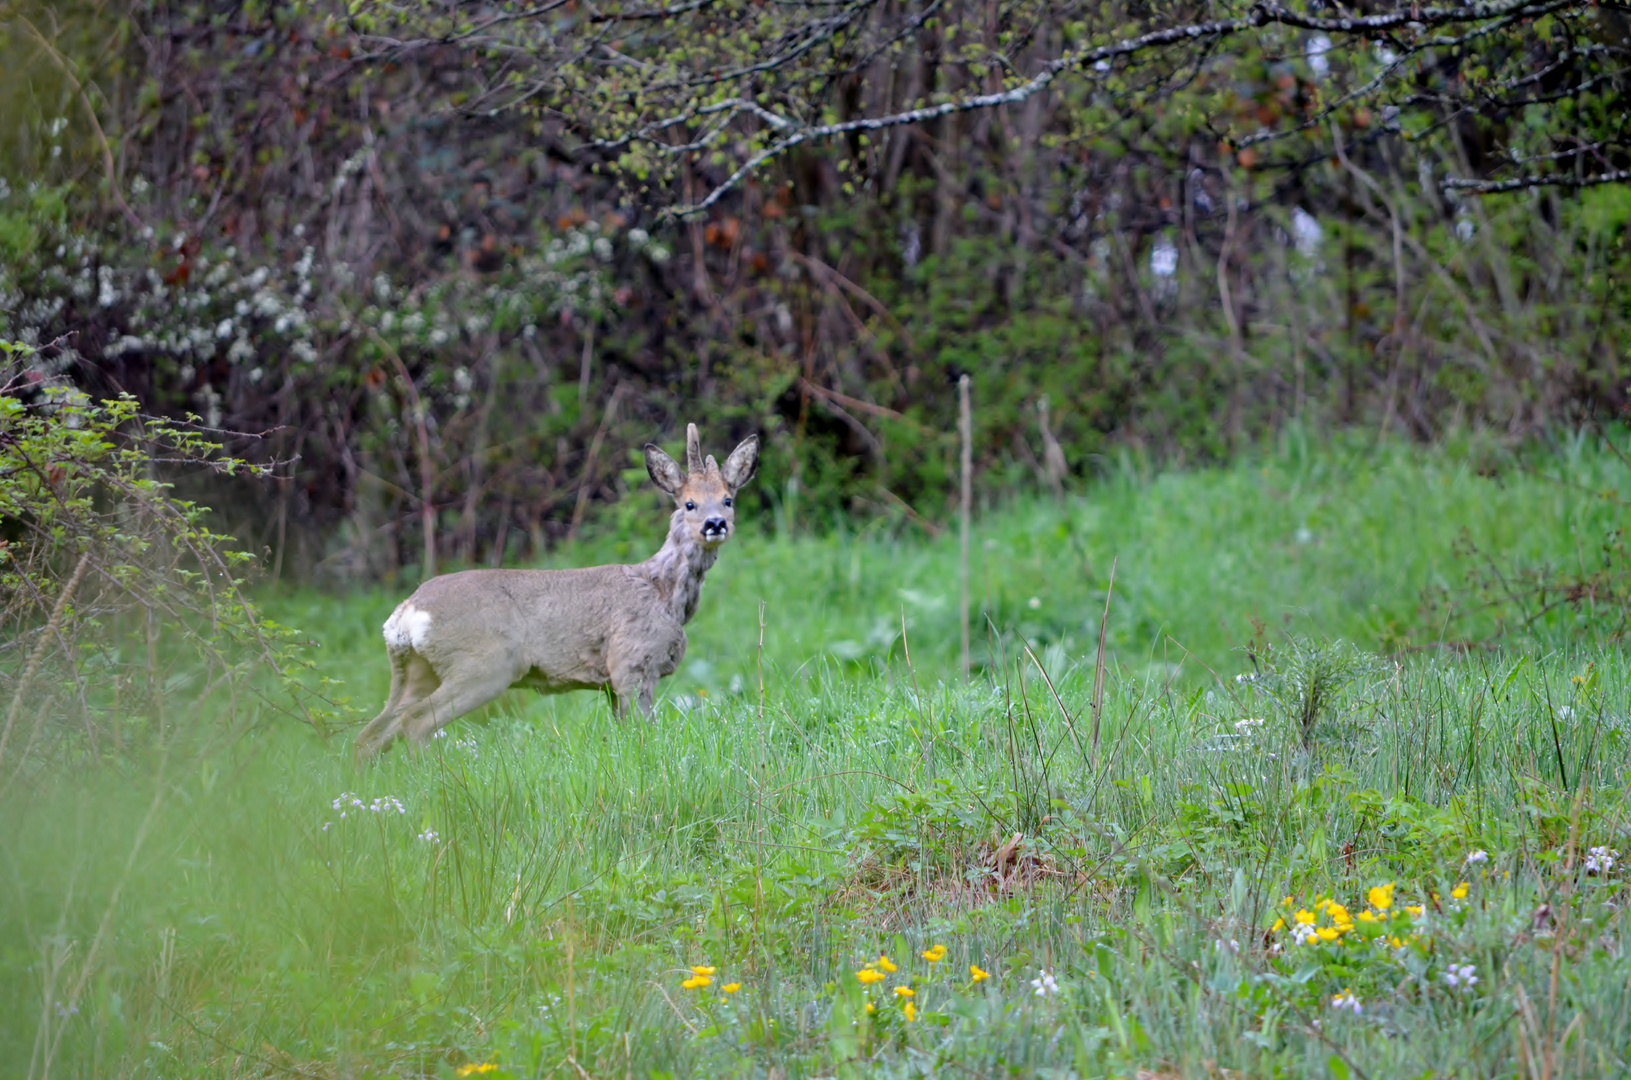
[1329,989,1361,1014]
[1030,970,1060,997]
[1442,963,1478,991]
[1584,846,1619,874]
[1465,850,1489,865]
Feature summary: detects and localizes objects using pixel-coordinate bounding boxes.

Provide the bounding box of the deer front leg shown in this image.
[607,623,684,719]
[609,658,660,718]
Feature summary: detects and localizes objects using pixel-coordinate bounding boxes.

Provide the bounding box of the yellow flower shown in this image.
[681,975,712,989]
[1451,882,1469,900]
[689,965,716,976]
[1328,903,1352,926]
[970,964,990,982]
[1388,935,1406,948]
[1316,927,1342,941]
[1315,897,1331,913]
[857,968,886,985]
[1356,911,1378,923]
[456,1067,498,1077]
[921,944,948,963]
[1282,895,1294,908]
[1271,917,1286,933]
[1294,909,1317,925]
[894,985,915,998]
[877,955,898,973]
[1368,883,1395,911]
[1406,904,1425,917]
[865,1001,876,1013]
[722,983,741,994]
[904,1001,916,1022]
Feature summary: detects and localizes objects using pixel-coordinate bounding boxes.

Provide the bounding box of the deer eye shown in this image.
[684,501,696,511]
[723,497,732,507]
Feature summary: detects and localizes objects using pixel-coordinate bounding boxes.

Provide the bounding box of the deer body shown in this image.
[354,424,757,759]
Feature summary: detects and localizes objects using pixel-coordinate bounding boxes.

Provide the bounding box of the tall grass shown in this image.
[4,432,1629,1078]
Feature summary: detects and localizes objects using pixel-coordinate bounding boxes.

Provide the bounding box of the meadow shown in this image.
[6,430,1631,1079]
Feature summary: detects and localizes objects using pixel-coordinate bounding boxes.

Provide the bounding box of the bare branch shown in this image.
[1441,168,1631,193]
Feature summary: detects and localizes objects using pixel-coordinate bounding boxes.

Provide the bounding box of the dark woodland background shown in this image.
[3,0,1629,582]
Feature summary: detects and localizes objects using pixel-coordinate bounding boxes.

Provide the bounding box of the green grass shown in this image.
[5,431,1631,1079]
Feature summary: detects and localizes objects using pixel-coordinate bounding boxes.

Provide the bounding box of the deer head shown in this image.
[644,423,759,548]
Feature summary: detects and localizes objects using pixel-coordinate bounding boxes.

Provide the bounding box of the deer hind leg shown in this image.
[355,648,412,759]
[355,650,440,760]
[397,663,516,745]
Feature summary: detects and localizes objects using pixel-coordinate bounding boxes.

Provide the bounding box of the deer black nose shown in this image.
[702,517,729,535]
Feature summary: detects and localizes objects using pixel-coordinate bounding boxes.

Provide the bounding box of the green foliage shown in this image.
[0,337,334,770]
[5,3,1631,580]
[4,440,1631,1077]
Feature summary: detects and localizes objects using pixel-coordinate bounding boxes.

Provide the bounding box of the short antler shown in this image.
[686,423,705,474]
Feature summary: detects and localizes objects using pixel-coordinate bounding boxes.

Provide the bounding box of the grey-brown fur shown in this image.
[354,424,758,759]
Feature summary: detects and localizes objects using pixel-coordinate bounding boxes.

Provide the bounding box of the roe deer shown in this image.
[354,423,759,759]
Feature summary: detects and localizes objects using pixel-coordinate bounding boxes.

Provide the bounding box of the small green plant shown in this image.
[1246,638,1380,747]
[0,338,327,770]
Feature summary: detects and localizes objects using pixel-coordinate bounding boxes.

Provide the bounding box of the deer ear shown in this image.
[644,443,685,497]
[720,434,759,491]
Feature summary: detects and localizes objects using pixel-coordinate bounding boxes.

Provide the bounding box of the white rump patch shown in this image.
[382,602,432,651]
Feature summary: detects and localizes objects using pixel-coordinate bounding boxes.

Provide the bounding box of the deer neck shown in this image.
[639,510,719,624]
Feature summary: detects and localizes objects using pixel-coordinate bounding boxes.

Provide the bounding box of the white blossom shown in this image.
[1291,208,1322,259]
[1030,970,1060,996]
[1307,35,1332,79]
[1149,235,1178,278]
[1442,964,1478,991]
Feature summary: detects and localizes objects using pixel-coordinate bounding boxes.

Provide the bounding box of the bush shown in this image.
[0,337,327,773]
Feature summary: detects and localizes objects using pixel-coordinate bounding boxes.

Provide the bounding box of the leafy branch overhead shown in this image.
[354,0,1631,212]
